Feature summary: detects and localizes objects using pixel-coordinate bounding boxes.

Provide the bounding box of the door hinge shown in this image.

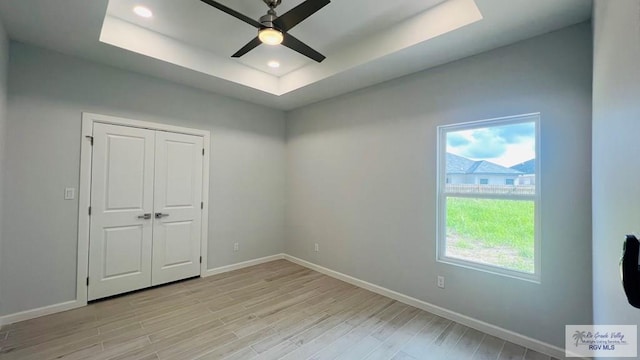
[88,206,92,215]
[202,148,205,156]
[199,256,202,264]
[201,201,204,209]
[86,135,94,146]
[86,277,89,286]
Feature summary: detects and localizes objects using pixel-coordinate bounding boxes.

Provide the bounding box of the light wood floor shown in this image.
[0,260,561,360]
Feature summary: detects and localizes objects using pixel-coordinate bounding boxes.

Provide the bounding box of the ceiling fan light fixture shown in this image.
[259,28,283,45]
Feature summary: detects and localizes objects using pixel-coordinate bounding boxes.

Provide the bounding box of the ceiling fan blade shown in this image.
[232,37,262,58]
[200,0,262,28]
[273,0,330,32]
[282,33,325,63]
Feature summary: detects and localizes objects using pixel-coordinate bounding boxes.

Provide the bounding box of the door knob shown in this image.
[155,213,169,219]
[137,213,152,220]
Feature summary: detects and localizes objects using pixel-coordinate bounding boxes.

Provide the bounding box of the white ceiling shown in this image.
[0,0,592,110]
[106,0,447,76]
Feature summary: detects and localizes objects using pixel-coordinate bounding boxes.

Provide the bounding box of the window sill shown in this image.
[437,256,541,284]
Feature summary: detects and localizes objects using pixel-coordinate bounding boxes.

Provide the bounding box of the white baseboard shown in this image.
[283,254,569,360]
[203,254,285,277]
[0,300,83,327]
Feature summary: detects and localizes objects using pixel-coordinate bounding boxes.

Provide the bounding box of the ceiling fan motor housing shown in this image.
[260,12,279,30]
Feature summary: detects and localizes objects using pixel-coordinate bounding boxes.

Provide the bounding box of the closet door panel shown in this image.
[88,123,155,301]
[152,131,204,285]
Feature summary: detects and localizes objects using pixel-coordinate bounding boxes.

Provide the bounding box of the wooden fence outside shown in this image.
[445,184,535,196]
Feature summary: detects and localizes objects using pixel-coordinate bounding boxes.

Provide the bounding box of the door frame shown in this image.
[77,112,211,306]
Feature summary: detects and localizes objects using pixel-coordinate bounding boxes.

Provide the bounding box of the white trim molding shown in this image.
[283,254,570,360]
[203,254,285,277]
[0,300,83,327]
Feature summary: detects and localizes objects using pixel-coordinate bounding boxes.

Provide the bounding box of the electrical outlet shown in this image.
[233,242,239,251]
[314,243,319,252]
[437,276,445,289]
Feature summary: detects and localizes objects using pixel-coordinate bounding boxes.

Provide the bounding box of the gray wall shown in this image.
[0,42,286,316]
[0,16,8,314]
[286,23,593,347]
[593,0,640,351]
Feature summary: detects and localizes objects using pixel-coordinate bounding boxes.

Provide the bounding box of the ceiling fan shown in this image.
[200,0,330,63]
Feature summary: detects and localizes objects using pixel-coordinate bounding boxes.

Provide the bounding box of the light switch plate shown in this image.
[64,187,75,200]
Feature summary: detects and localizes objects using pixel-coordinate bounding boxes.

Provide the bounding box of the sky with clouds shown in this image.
[446,122,535,167]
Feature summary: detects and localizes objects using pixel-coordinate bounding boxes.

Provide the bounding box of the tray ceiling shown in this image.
[0,0,592,109]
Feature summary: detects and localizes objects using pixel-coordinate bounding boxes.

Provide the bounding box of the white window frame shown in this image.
[436,113,541,282]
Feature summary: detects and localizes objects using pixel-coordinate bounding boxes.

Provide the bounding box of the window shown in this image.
[437,114,540,280]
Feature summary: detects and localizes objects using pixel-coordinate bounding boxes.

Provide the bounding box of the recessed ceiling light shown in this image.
[267,61,281,69]
[133,6,153,18]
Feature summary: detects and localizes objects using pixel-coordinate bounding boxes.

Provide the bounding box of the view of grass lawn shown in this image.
[445,197,535,273]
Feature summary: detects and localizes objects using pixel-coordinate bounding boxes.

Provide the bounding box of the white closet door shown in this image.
[151,131,203,286]
[88,124,155,301]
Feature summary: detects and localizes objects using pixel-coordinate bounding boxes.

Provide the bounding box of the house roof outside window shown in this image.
[510,159,536,174]
[446,153,524,175]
